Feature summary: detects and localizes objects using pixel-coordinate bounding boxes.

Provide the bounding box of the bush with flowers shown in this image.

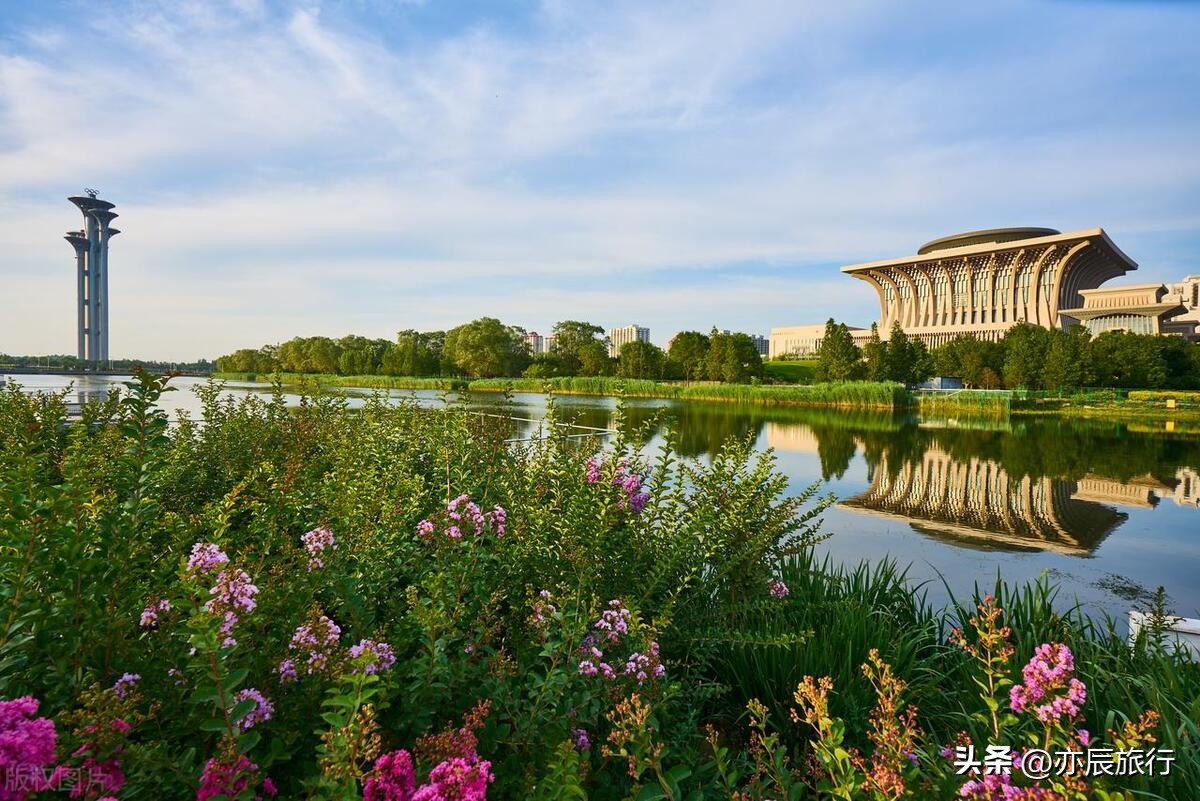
[0,373,1195,799]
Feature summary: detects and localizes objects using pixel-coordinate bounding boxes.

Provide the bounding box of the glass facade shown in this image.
[1083,314,1155,335]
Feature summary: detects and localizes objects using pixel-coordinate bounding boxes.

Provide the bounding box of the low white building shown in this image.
[768,324,870,360]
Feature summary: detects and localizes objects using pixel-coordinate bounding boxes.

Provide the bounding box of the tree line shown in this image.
[216,318,767,383]
[813,319,1200,390]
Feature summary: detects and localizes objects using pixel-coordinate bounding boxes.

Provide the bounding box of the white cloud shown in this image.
[0,0,1198,358]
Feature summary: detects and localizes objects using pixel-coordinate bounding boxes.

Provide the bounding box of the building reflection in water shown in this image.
[1072,468,1200,509]
[840,447,1127,554]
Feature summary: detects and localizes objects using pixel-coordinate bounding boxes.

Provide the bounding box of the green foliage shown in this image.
[617,341,668,380]
[551,321,607,374]
[666,331,710,382]
[814,319,864,383]
[705,331,765,384]
[444,317,531,378]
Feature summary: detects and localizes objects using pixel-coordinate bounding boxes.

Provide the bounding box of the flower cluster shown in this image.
[0,696,61,800]
[205,568,259,648]
[623,642,666,686]
[531,589,556,626]
[416,495,508,544]
[571,728,591,751]
[594,599,631,642]
[585,455,649,513]
[196,753,276,801]
[348,639,397,676]
[1009,643,1087,724]
[139,598,171,628]
[111,674,140,701]
[301,526,336,571]
[578,600,665,685]
[278,610,342,682]
[232,688,274,732]
[363,749,493,801]
[185,542,229,575]
[768,579,789,598]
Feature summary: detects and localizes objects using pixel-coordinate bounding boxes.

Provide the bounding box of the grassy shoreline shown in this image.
[212,371,1200,422]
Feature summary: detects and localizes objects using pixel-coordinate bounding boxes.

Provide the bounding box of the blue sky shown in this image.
[2,0,1198,359]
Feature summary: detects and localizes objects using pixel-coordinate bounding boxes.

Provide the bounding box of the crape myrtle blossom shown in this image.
[278,612,342,682]
[185,543,229,575]
[532,589,556,626]
[348,639,397,675]
[139,598,172,627]
[768,579,789,598]
[0,696,64,800]
[571,728,591,751]
[196,754,277,801]
[232,688,274,732]
[416,495,508,543]
[301,527,336,571]
[365,747,493,801]
[578,600,666,684]
[206,568,258,648]
[1009,643,1087,724]
[584,455,649,513]
[112,674,140,700]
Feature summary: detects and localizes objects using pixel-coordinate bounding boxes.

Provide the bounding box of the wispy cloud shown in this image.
[1,0,1198,358]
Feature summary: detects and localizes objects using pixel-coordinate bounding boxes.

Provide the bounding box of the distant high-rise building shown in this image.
[749,334,769,357]
[525,331,557,354]
[65,191,120,366]
[607,324,649,357]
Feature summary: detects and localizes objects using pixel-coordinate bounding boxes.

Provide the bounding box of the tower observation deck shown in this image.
[65,191,119,366]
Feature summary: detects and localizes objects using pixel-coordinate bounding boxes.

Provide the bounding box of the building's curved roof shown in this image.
[918,227,1061,255]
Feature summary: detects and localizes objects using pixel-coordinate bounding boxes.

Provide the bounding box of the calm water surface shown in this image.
[12,374,1200,623]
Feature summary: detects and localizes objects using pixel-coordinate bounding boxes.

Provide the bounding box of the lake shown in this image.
[12,373,1200,623]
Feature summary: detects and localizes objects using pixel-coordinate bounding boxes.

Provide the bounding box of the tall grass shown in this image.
[470,377,905,408]
[211,371,469,390]
[916,389,1012,419]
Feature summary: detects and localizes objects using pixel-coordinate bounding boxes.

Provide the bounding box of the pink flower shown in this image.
[232,688,273,731]
[0,696,59,801]
[412,754,494,801]
[197,754,270,801]
[364,750,416,801]
[301,527,336,571]
[186,543,229,575]
[768,579,789,598]
[1009,643,1087,724]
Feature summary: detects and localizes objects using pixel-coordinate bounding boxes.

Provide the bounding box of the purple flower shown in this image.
[301,527,336,571]
[186,542,229,575]
[446,525,463,540]
[112,673,140,700]
[280,614,342,681]
[487,505,507,537]
[206,568,258,648]
[571,728,590,751]
[232,688,273,731]
[349,639,397,675]
[139,597,172,628]
[585,456,602,484]
[769,579,789,598]
[416,519,435,540]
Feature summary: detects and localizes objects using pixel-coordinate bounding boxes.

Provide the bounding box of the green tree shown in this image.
[883,322,931,385]
[814,319,863,382]
[1001,323,1051,389]
[443,317,530,378]
[932,334,1004,388]
[523,353,571,378]
[862,323,887,381]
[551,321,606,373]
[1088,330,1167,388]
[617,341,667,379]
[577,339,615,376]
[382,330,444,376]
[1041,326,1091,391]
[705,331,765,383]
[667,331,710,382]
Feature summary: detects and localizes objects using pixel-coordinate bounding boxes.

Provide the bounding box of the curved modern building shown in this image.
[839,227,1138,347]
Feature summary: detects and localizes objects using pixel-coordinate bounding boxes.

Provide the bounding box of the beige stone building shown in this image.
[769,228,1196,354]
[840,227,1140,347]
[769,323,871,359]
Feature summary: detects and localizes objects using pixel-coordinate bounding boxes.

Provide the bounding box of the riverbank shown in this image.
[214,372,905,408]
